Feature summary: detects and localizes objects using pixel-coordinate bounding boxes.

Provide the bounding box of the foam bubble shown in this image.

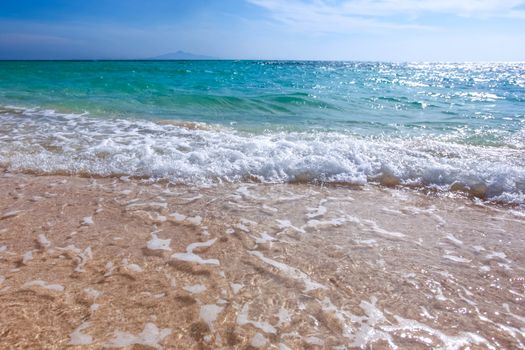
[37,233,51,249]
[104,323,172,349]
[250,333,268,348]
[147,233,171,251]
[249,251,326,292]
[200,304,224,327]
[171,238,220,266]
[1,107,524,204]
[82,216,94,226]
[21,250,33,265]
[22,280,64,292]
[183,284,207,294]
[122,258,143,273]
[69,322,93,345]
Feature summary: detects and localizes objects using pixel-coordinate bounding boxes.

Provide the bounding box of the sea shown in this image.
[1,60,525,349]
[0,60,524,204]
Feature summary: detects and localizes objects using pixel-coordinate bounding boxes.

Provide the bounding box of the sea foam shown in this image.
[1,107,524,204]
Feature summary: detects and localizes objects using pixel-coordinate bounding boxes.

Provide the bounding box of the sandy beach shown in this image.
[1,0,525,348]
[1,170,524,349]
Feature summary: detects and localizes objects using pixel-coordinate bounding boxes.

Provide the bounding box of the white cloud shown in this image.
[336,0,525,17]
[248,0,525,33]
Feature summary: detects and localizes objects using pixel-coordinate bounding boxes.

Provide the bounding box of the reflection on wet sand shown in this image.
[0,172,524,349]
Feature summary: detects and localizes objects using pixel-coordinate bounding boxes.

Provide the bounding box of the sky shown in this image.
[0,0,524,61]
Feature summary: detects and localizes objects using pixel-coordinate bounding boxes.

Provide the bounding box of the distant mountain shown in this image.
[148,51,217,60]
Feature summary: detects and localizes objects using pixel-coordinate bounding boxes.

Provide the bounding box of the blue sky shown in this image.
[0,0,524,61]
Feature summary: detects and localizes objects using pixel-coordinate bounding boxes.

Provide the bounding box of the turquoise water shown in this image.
[0,61,524,203]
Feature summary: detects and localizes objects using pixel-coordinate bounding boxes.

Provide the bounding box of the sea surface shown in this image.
[0,61,524,204]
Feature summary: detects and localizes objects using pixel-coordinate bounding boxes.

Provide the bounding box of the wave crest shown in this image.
[1,107,524,204]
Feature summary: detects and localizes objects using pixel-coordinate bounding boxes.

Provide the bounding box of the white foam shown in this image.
[186,215,202,226]
[1,210,23,220]
[230,283,243,294]
[479,265,491,272]
[304,336,324,346]
[348,297,396,348]
[104,323,172,350]
[250,333,268,348]
[171,252,219,265]
[168,212,186,222]
[122,258,143,273]
[22,279,64,292]
[443,254,471,263]
[420,306,435,319]
[502,303,525,324]
[236,186,263,200]
[427,279,448,301]
[383,315,496,350]
[249,251,326,292]
[21,250,33,265]
[74,247,93,272]
[2,108,525,204]
[364,220,405,238]
[83,287,102,300]
[473,245,485,252]
[200,304,224,327]
[37,234,51,249]
[403,206,446,226]
[181,194,203,203]
[82,216,94,226]
[485,251,510,263]
[262,204,278,213]
[104,261,115,276]
[56,244,81,255]
[237,304,277,334]
[126,202,167,211]
[380,207,404,215]
[355,239,377,246]
[277,307,291,326]
[445,234,463,246]
[276,219,305,234]
[183,284,207,294]
[254,231,276,244]
[168,212,202,226]
[69,322,93,345]
[306,200,327,219]
[348,216,405,239]
[306,217,346,229]
[509,289,525,299]
[147,233,171,251]
[171,238,220,266]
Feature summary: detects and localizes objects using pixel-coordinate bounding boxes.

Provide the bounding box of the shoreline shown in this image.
[1,171,524,349]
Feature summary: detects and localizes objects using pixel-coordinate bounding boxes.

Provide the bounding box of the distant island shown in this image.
[148,50,218,60]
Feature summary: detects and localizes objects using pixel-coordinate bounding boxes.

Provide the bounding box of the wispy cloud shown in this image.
[248,0,525,33]
[341,0,525,17]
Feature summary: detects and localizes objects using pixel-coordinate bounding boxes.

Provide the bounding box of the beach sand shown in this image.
[1,170,524,349]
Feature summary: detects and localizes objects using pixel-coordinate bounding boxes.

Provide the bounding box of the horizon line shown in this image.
[1,59,524,64]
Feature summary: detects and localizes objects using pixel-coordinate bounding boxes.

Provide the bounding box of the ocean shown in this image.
[0,60,524,204]
[1,61,525,349]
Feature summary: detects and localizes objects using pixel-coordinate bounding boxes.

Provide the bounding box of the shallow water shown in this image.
[0,173,524,349]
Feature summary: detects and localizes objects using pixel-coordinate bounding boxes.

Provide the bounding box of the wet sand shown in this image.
[0,171,524,349]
